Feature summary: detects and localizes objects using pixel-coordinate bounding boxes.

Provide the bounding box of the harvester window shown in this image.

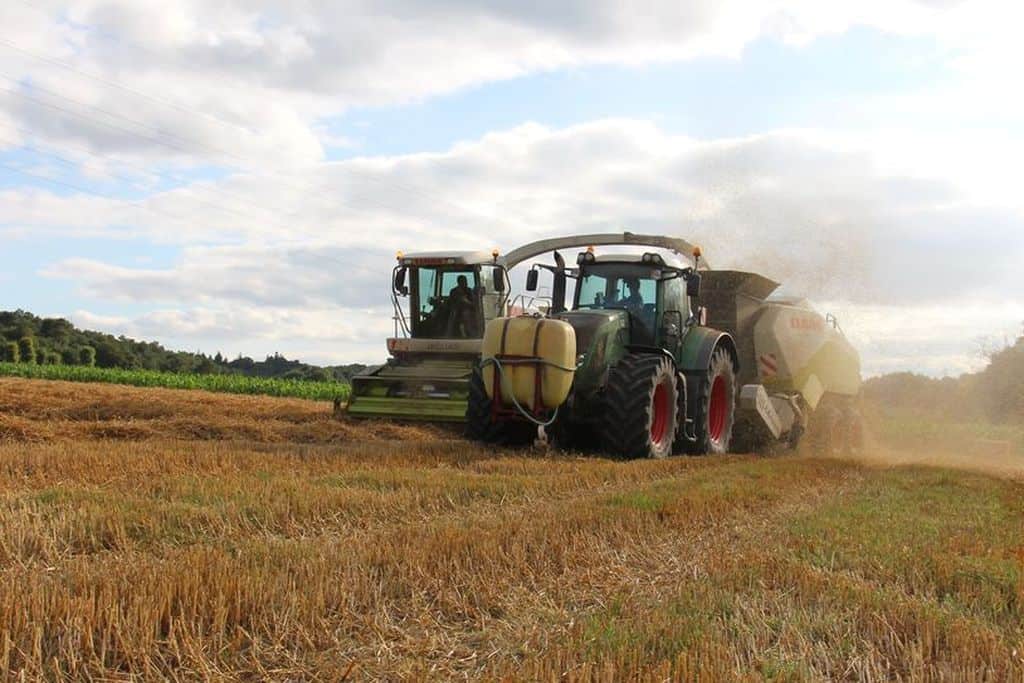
[411,266,480,338]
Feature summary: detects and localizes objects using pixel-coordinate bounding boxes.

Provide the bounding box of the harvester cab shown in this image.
[390,251,508,341]
[346,251,509,421]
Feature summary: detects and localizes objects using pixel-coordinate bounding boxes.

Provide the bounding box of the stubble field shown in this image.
[1,377,1022,680]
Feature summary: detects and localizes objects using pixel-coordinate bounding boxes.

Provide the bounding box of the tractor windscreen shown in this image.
[411,266,481,339]
[574,263,659,337]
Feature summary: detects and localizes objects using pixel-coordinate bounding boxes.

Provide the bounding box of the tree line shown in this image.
[863,331,1024,424]
[0,310,368,383]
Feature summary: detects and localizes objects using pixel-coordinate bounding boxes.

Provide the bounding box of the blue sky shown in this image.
[327,28,951,158]
[1,1,1022,374]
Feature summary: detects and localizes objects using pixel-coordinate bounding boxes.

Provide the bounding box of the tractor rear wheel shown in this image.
[465,367,534,445]
[599,353,678,459]
[686,347,736,455]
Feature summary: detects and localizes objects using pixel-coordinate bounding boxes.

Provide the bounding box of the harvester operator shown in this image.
[446,274,476,337]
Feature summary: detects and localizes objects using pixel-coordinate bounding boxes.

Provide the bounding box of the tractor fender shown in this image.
[677,328,738,418]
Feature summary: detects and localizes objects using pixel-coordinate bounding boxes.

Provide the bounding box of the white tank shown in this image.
[753,301,861,410]
[700,270,861,411]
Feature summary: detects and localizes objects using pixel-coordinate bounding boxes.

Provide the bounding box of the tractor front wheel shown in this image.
[600,353,678,459]
[686,347,736,455]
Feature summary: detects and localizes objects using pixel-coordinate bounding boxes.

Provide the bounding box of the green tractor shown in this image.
[466,237,861,457]
[468,241,737,457]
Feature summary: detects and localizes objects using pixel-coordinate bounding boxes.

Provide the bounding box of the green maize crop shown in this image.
[0,362,350,402]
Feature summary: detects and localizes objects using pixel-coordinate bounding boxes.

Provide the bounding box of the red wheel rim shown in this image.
[650,380,670,446]
[708,375,727,443]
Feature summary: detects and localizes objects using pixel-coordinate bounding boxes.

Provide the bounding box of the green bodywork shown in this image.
[346,357,473,421]
[554,310,628,393]
[556,308,731,394]
[347,255,506,422]
[551,271,735,431]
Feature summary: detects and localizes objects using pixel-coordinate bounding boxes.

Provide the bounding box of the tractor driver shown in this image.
[622,276,656,342]
[623,277,644,311]
[446,274,476,337]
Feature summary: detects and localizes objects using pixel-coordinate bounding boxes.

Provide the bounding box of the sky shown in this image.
[1,0,1023,376]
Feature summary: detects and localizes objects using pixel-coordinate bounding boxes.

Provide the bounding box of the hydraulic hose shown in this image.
[479,356,574,428]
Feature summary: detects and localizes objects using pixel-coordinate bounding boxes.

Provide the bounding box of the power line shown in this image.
[10,124,319,226]
[0,35,258,138]
[0,79,225,161]
[0,65,485,230]
[0,159,224,233]
[0,133,405,252]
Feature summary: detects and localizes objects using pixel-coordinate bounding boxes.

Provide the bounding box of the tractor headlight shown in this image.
[577,251,596,265]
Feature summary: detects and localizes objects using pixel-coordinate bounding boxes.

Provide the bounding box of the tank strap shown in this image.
[498,317,512,356]
[532,319,544,358]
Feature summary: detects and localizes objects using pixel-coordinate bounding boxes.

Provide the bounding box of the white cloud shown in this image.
[4,0,1023,373]
[30,119,1024,373]
[0,0,1004,166]
[45,243,393,308]
[828,299,1024,377]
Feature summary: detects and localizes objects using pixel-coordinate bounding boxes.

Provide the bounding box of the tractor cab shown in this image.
[571,252,696,346]
[392,252,508,342]
[526,249,701,357]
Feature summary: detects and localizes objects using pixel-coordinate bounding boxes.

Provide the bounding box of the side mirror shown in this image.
[661,310,683,344]
[393,267,409,296]
[493,267,505,292]
[686,272,701,299]
[525,269,539,292]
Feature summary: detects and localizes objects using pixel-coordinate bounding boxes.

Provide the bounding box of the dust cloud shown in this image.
[827,441,1024,482]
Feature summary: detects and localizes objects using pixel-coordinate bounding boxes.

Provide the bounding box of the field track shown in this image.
[0,378,1022,680]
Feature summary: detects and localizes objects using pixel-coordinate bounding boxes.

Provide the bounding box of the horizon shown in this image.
[5,305,1021,381]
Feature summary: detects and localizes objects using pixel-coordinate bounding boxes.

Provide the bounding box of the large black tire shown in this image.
[599,354,678,459]
[465,368,534,445]
[686,347,736,455]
